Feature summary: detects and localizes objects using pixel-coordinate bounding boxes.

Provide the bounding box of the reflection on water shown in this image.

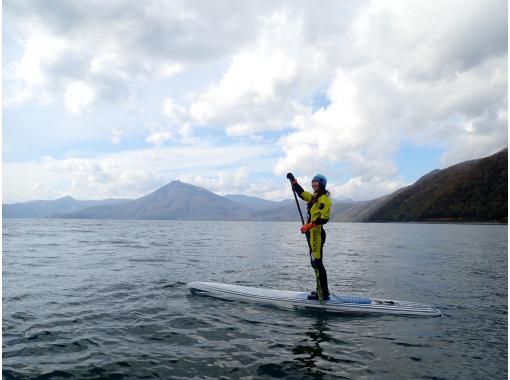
[292,319,331,376]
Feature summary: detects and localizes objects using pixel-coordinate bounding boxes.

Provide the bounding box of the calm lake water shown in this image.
[3,219,508,379]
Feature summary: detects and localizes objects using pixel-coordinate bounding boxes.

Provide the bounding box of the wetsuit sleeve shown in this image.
[293,182,312,202]
[299,190,313,202]
[292,181,304,196]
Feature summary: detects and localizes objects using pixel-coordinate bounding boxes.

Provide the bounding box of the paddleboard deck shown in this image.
[188,281,441,317]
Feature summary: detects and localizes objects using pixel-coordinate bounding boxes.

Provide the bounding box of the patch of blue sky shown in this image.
[54,138,149,160]
[311,89,331,111]
[2,27,23,60]
[191,124,293,146]
[334,171,354,185]
[324,161,352,184]
[3,101,149,161]
[396,141,446,183]
[249,128,295,142]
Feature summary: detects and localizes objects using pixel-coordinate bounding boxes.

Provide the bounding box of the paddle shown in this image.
[290,179,305,225]
[287,176,325,304]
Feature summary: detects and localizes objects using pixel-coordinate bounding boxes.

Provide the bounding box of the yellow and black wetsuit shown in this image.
[293,182,331,297]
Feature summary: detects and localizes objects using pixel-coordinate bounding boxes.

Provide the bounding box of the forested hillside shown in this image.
[366,149,508,222]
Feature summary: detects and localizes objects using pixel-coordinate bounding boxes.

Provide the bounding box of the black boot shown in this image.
[307,291,330,301]
[307,291,318,300]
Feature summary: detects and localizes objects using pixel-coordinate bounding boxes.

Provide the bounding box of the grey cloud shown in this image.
[4,0,287,110]
[131,2,264,62]
[443,0,507,71]
[5,0,270,62]
[4,0,83,33]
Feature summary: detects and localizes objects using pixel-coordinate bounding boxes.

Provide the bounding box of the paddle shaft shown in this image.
[290,181,306,225]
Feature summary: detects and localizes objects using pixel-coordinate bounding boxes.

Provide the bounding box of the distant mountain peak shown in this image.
[156,180,211,194]
[58,196,76,201]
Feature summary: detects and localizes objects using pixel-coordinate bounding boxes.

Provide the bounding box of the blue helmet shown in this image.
[312,174,327,187]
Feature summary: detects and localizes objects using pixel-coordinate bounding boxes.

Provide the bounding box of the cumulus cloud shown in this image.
[177,166,250,194]
[146,98,197,145]
[273,0,507,194]
[181,9,338,138]
[146,131,173,147]
[3,142,276,202]
[162,98,189,126]
[64,80,95,114]
[111,129,123,144]
[4,155,165,202]
[3,0,269,110]
[4,34,67,106]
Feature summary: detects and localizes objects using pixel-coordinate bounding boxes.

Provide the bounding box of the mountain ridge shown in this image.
[56,180,251,220]
[3,149,507,223]
[365,148,507,222]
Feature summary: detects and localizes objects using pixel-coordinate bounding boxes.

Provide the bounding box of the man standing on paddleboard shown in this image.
[287,173,331,301]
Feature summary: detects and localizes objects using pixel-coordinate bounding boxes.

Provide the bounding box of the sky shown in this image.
[3,0,508,203]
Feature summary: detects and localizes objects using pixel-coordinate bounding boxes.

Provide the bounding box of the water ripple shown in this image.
[2,220,507,379]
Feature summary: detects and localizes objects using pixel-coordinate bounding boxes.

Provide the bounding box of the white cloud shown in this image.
[275,67,399,180]
[3,156,162,202]
[157,63,184,79]
[3,0,268,111]
[4,34,67,106]
[328,176,406,202]
[177,166,250,194]
[64,81,95,114]
[49,158,161,200]
[162,98,189,125]
[274,0,507,190]
[112,129,123,144]
[3,142,277,202]
[181,8,334,136]
[146,131,173,147]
